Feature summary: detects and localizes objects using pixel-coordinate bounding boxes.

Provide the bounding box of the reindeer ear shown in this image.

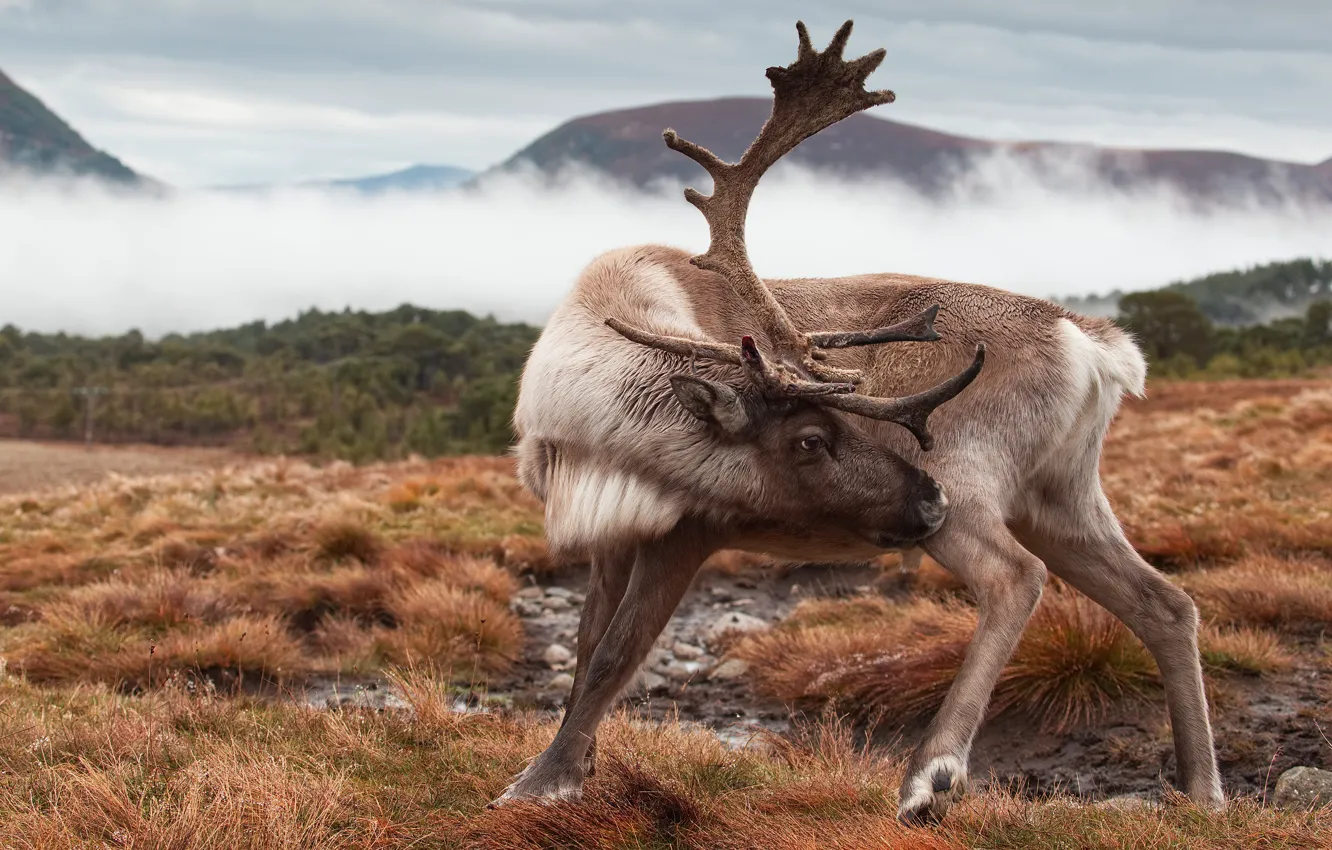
[669,375,750,435]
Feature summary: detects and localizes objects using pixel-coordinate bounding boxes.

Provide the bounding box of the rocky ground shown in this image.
[296,558,1332,805]
[496,561,827,746]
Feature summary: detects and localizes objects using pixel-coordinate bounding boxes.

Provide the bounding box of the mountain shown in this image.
[216,164,475,195]
[492,97,1332,207]
[318,163,474,194]
[0,69,142,184]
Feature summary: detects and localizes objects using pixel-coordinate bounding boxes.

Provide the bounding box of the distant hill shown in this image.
[319,163,474,194]
[490,97,1332,207]
[217,163,475,195]
[0,69,143,184]
[1060,258,1332,326]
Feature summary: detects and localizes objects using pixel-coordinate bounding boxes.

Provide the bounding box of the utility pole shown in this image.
[72,386,109,448]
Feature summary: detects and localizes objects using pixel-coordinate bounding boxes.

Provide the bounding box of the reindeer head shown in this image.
[604,20,986,549]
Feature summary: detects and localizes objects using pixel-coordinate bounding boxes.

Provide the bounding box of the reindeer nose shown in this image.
[913,477,949,536]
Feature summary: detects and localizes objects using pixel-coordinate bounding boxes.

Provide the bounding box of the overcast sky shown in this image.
[3,0,1331,187]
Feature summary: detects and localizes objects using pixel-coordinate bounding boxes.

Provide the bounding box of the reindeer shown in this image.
[495,20,1223,823]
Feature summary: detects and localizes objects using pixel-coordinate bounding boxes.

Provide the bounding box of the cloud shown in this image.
[2,1,1330,186]
[1,164,1329,339]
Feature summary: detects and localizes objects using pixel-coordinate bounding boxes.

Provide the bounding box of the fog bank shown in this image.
[2,162,1330,338]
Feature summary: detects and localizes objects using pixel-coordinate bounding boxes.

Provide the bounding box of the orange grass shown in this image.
[731,583,1298,734]
[1197,623,1294,675]
[1105,386,1332,564]
[1181,552,1332,632]
[0,380,1329,847]
[0,457,537,688]
[0,672,1324,849]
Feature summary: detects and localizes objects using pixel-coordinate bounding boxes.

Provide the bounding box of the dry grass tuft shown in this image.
[1197,624,1294,675]
[306,613,377,666]
[991,588,1157,731]
[376,579,522,674]
[158,615,307,680]
[1180,552,1332,632]
[735,588,1170,733]
[42,573,202,634]
[263,565,398,631]
[313,520,383,564]
[472,752,710,849]
[434,553,521,604]
[728,596,976,713]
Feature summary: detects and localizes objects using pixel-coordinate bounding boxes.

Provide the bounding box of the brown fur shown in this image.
[500,245,1222,821]
[497,17,1220,824]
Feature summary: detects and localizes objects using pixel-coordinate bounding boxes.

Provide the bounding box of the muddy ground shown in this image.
[299,560,1332,803]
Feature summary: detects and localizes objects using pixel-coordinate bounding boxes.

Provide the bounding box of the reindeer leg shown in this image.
[1015,521,1223,808]
[490,520,715,806]
[559,544,635,777]
[898,505,1047,824]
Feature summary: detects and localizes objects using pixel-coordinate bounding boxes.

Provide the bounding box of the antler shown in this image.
[819,344,987,451]
[659,18,894,379]
[605,20,986,450]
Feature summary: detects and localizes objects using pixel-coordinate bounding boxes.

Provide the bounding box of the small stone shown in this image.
[672,642,704,660]
[569,592,586,604]
[543,596,573,611]
[543,644,572,667]
[545,672,575,693]
[705,611,767,646]
[514,586,545,600]
[709,587,734,602]
[1274,766,1332,811]
[729,598,754,607]
[709,659,750,681]
[513,600,544,618]
[544,587,574,599]
[663,661,699,681]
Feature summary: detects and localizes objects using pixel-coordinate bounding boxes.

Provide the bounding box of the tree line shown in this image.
[2,263,1328,462]
[1116,290,1332,379]
[0,305,539,461]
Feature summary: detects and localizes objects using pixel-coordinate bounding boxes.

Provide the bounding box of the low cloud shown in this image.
[1,161,1329,339]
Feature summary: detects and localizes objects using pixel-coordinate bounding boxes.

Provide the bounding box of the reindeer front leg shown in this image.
[560,543,636,777]
[489,520,716,806]
[897,504,1047,824]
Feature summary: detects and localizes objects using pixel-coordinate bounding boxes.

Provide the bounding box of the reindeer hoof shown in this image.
[487,757,586,808]
[897,755,968,825]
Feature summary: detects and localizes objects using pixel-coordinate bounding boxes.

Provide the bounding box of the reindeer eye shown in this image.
[799,435,825,453]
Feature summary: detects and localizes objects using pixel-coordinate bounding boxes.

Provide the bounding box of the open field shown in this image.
[0,378,1330,846]
[0,440,235,496]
